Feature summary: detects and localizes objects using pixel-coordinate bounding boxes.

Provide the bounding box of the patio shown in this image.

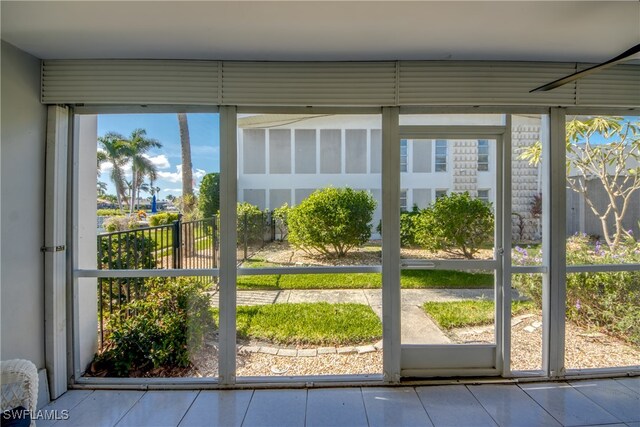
[37,377,639,427]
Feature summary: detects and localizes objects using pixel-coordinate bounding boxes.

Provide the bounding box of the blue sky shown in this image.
[98,113,220,199]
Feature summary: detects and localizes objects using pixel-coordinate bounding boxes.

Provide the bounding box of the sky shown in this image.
[97,113,220,199]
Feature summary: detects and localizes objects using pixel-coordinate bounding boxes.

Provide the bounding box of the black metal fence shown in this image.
[96,212,283,348]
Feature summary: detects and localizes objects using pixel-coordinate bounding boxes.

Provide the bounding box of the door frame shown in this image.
[395,122,512,378]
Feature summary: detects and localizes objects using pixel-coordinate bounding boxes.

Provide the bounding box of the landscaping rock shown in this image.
[317,347,336,355]
[337,346,357,354]
[277,349,297,357]
[259,346,279,355]
[297,349,317,357]
[356,345,376,354]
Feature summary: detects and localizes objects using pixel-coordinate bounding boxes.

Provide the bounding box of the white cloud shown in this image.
[157,165,208,184]
[162,188,183,194]
[143,154,170,169]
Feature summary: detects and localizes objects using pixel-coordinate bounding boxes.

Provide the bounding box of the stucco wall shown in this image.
[1,41,47,367]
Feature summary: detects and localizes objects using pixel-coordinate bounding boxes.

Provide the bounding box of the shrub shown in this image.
[237,202,267,244]
[272,203,291,241]
[376,205,422,247]
[148,212,180,226]
[95,277,214,377]
[512,234,640,346]
[103,215,139,232]
[288,187,376,257]
[198,173,220,219]
[414,192,494,259]
[97,208,124,216]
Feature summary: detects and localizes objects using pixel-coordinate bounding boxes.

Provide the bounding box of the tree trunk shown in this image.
[178,113,195,256]
[178,113,193,198]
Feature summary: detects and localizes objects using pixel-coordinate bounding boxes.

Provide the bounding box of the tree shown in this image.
[98,132,129,211]
[178,113,194,199]
[198,173,220,219]
[414,192,494,259]
[287,187,376,258]
[120,129,162,214]
[520,116,640,248]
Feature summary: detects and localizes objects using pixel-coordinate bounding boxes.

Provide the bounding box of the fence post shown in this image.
[243,212,248,261]
[172,214,182,269]
[270,210,276,242]
[212,216,217,268]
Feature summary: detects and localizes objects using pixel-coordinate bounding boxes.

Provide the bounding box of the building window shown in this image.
[435,140,447,172]
[400,139,408,172]
[435,189,447,200]
[400,189,408,211]
[478,189,490,204]
[478,139,489,171]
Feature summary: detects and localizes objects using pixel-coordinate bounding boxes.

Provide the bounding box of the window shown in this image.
[400,189,408,211]
[435,189,447,199]
[478,139,489,171]
[478,189,489,203]
[400,139,408,172]
[435,140,447,172]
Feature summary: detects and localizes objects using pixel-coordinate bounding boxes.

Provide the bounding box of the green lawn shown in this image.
[423,300,534,330]
[237,259,493,290]
[212,302,382,345]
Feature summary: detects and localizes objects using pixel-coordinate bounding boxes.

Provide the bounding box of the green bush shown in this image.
[95,278,214,377]
[288,187,376,257]
[148,212,180,226]
[414,192,494,259]
[97,209,124,216]
[272,203,291,241]
[377,205,422,246]
[198,173,220,219]
[237,202,267,244]
[103,216,140,232]
[512,234,640,346]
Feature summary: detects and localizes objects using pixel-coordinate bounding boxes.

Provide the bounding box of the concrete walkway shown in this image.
[211,289,522,345]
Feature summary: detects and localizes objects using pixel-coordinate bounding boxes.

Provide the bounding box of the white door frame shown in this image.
[395,123,512,378]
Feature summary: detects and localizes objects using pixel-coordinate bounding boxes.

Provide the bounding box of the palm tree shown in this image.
[121,129,162,214]
[177,113,194,199]
[97,132,128,212]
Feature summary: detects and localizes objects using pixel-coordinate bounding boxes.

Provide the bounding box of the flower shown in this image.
[575,299,581,310]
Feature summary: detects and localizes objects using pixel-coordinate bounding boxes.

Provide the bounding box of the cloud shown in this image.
[162,188,183,194]
[143,154,170,169]
[157,165,208,184]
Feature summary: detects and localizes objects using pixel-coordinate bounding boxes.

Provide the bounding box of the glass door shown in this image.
[397,126,509,377]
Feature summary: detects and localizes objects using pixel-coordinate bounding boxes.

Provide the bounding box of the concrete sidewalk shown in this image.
[211,288,521,344]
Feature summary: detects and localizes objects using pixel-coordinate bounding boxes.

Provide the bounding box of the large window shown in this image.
[477,139,489,171]
[400,139,408,172]
[435,140,447,172]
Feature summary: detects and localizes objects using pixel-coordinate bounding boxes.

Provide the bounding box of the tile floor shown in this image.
[35,378,639,427]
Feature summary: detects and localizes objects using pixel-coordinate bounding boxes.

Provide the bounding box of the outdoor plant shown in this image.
[376,204,422,246]
[103,215,140,232]
[237,202,267,244]
[272,203,291,241]
[414,192,494,259]
[512,234,640,346]
[94,277,214,377]
[198,172,220,219]
[148,212,180,226]
[520,116,640,248]
[287,187,376,257]
[97,208,125,217]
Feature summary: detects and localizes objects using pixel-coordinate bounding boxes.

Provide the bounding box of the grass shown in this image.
[423,300,534,330]
[212,302,382,345]
[237,259,493,290]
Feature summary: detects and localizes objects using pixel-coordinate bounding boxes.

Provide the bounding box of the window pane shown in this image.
[236,114,382,378]
[565,115,640,266]
[87,112,221,379]
[400,139,408,172]
[435,140,447,172]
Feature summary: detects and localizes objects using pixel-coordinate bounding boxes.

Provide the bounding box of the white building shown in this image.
[238,114,544,241]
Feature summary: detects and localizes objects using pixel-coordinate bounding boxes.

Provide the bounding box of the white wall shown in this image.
[1,41,47,367]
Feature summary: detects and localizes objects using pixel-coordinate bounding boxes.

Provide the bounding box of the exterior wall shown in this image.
[238,114,543,241]
[1,42,48,367]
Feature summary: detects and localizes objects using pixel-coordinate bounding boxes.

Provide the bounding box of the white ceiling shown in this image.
[2,1,639,63]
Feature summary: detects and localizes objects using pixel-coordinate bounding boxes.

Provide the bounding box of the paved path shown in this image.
[210,288,523,344]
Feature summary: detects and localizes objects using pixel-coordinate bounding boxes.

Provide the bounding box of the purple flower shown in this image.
[575,299,581,310]
[594,240,604,256]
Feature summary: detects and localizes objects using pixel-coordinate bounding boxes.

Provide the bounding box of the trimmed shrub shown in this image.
[376,205,422,247]
[148,212,180,226]
[97,208,125,216]
[103,216,139,232]
[94,277,214,377]
[288,187,376,257]
[414,192,493,259]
